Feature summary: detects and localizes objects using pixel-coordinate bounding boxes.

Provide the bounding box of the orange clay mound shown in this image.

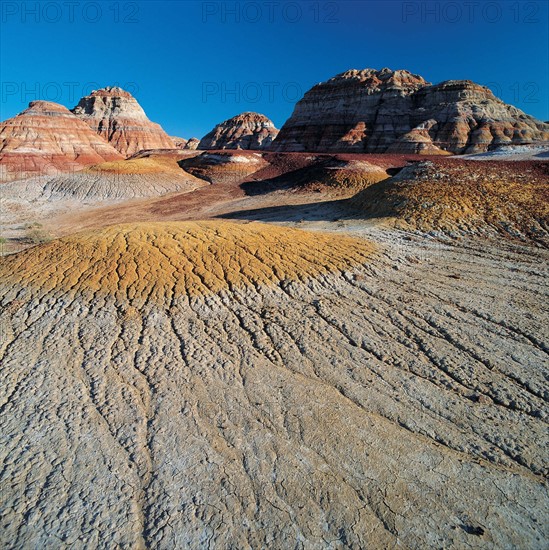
[84,156,186,175]
[1,221,374,304]
[351,159,549,239]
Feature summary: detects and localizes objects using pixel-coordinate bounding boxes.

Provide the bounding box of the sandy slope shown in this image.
[351,160,549,242]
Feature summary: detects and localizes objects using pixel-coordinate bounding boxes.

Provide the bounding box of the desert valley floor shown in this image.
[1,150,548,548]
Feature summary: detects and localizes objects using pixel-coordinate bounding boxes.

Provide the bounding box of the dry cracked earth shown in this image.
[1,218,548,549]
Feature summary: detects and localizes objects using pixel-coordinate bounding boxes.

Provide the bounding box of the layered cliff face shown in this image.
[270,69,428,153]
[386,119,451,155]
[0,100,123,182]
[408,80,549,153]
[199,112,279,150]
[72,87,175,157]
[271,68,549,154]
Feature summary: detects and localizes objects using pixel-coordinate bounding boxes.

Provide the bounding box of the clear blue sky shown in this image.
[1,0,547,138]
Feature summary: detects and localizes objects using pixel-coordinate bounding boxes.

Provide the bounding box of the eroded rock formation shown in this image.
[271,68,549,154]
[199,112,279,150]
[0,100,123,182]
[72,87,175,157]
[184,137,201,150]
[171,137,201,150]
[171,136,188,149]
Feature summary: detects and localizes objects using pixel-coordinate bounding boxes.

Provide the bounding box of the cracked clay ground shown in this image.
[1,222,548,549]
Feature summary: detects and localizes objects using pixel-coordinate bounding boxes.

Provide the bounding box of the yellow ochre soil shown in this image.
[351,160,549,237]
[1,221,374,302]
[84,157,185,174]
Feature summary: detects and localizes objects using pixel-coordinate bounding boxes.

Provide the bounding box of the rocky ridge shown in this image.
[72,87,175,157]
[179,151,268,184]
[270,68,549,154]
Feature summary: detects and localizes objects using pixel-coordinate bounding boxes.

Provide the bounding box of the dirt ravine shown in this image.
[1,224,547,549]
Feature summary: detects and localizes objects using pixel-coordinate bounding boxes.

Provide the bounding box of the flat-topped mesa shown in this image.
[0,100,123,182]
[270,68,549,154]
[199,112,279,150]
[72,86,175,157]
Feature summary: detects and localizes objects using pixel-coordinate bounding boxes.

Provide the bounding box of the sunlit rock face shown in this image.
[271,68,549,154]
[199,112,279,150]
[0,100,123,182]
[72,86,175,157]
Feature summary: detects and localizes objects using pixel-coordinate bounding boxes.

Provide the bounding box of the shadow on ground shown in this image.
[240,165,327,196]
[218,198,360,223]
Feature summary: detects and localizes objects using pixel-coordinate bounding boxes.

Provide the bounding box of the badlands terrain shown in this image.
[1,71,548,549]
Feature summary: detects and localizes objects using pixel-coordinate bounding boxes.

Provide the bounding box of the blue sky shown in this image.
[1,0,548,138]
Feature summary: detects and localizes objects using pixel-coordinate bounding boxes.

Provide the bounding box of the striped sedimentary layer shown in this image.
[72,87,175,157]
[270,68,549,154]
[0,101,123,182]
